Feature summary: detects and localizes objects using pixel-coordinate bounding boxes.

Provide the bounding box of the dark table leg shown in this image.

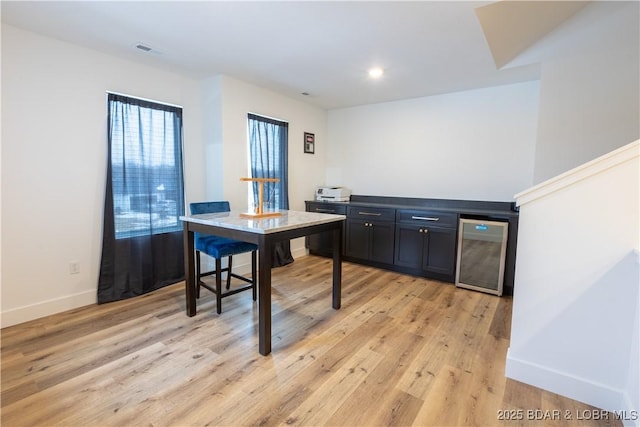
[332,224,342,309]
[258,235,272,355]
[183,223,196,316]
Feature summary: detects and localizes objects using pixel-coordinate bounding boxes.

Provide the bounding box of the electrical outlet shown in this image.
[69,261,80,275]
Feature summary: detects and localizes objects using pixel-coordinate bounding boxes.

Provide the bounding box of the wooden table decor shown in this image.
[240,177,282,219]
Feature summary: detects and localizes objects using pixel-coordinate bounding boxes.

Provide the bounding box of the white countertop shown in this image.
[180,209,345,234]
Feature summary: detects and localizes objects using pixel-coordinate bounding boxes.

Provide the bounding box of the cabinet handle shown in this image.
[419,228,429,233]
[315,208,336,213]
[412,216,439,221]
[359,211,382,216]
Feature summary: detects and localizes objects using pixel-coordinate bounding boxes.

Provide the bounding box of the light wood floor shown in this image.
[1,255,620,426]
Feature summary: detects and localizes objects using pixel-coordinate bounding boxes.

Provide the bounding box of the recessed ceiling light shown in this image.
[368,67,384,79]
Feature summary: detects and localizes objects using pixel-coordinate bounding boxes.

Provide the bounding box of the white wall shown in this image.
[1,25,328,327]
[507,141,640,420]
[531,1,640,183]
[215,75,327,214]
[504,4,640,417]
[194,75,328,264]
[627,302,640,426]
[200,76,225,202]
[327,81,539,201]
[1,25,205,327]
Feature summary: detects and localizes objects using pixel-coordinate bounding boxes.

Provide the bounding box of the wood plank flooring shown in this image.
[1,255,620,426]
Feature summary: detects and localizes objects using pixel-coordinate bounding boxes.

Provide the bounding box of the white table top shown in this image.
[180,209,345,234]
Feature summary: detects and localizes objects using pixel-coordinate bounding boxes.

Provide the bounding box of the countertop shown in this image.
[180,209,346,234]
[307,195,519,219]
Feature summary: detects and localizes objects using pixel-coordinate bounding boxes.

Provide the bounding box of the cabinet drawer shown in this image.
[306,203,347,215]
[347,206,395,222]
[396,209,457,228]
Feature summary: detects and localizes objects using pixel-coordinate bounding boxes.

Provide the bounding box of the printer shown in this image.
[315,186,351,202]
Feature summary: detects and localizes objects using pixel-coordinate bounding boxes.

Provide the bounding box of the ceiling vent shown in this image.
[135,43,153,52]
[134,42,163,56]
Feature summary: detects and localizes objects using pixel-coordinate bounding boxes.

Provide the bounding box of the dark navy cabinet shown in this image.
[345,206,395,264]
[305,196,518,295]
[305,201,347,256]
[394,210,458,282]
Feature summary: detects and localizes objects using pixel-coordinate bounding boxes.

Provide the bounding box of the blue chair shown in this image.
[190,201,258,314]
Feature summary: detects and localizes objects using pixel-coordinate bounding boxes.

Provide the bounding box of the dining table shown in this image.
[180,209,346,355]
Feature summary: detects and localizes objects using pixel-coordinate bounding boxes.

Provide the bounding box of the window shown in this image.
[247,113,288,210]
[99,93,185,303]
[108,93,185,238]
[247,113,293,267]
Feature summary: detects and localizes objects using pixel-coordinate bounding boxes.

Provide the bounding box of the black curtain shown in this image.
[248,113,294,267]
[98,93,185,303]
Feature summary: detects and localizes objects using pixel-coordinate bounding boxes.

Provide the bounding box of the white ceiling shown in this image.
[1,1,582,109]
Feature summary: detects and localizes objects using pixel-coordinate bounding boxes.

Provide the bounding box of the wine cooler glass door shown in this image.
[455,218,508,296]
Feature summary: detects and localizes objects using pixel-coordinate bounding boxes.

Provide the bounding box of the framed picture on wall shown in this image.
[304,132,315,154]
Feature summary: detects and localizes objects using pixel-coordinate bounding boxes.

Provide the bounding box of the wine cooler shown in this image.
[455,218,508,296]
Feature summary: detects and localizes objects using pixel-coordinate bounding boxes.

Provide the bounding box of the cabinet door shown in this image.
[394,223,424,268]
[345,219,370,260]
[307,230,331,253]
[369,221,395,264]
[423,227,457,277]
[306,203,346,254]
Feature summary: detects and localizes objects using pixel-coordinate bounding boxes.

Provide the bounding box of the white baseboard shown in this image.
[505,348,634,418]
[1,289,97,328]
[1,247,311,329]
[620,391,640,427]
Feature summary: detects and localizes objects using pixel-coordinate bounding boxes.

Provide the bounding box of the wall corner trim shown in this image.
[515,140,640,207]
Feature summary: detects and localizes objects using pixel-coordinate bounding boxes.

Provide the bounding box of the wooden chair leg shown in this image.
[215,258,222,314]
[226,255,233,290]
[195,251,202,299]
[251,250,257,301]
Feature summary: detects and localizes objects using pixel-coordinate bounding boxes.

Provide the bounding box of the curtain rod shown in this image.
[106,91,183,109]
[248,111,289,124]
